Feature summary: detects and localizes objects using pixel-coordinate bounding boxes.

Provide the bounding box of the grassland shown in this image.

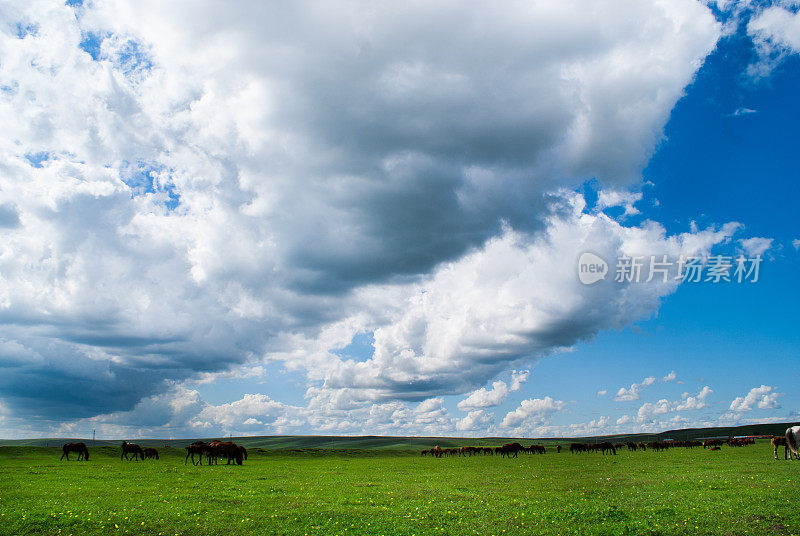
[0,441,797,536]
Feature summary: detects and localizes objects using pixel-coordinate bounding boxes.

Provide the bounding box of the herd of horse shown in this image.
[58,439,246,465]
[58,426,800,464]
[422,443,549,458]
[420,427,800,460]
[183,440,247,466]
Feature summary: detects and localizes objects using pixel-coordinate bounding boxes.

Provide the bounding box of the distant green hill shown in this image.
[1,421,795,450]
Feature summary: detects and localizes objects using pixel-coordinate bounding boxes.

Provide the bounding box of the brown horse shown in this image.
[431,445,443,458]
[142,447,159,460]
[500,442,524,458]
[185,441,209,465]
[60,442,89,461]
[121,441,144,461]
[207,441,244,465]
[600,442,616,455]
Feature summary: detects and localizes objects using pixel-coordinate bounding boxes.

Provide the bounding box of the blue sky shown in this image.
[0,0,797,439]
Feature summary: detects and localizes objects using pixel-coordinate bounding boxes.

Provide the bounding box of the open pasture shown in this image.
[0,440,797,536]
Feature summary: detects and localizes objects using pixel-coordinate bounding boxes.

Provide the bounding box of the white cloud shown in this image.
[457,382,511,411]
[615,376,657,401]
[675,386,713,411]
[793,239,800,250]
[0,0,729,429]
[595,190,643,217]
[510,370,530,391]
[456,410,495,432]
[615,371,678,402]
[747,5,800,77]
[730,107,757,116]
[501,396,567,430]
[637,398,672,422]
[728,385,781,412]
[596,390,608,397]
[738,237,773,257]
[634,385,713,422]
[457,370,529,410]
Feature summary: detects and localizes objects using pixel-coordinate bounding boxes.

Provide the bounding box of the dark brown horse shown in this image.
[185,441,209,465]
[209,441,244,465]
[499,442,524,458]
[600,442,616,455]
[60,442,89,461]
[142,447,159,460]
[121,441,144,461]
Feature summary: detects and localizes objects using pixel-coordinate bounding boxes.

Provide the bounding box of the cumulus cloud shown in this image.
[630,385,713,423]
[596,390,608,397]
[457,370,529,410]
[501,396,567,430]
[728,385,782,413]
[793,239,800,250]
[456,409,495,432]
[615,376,657,401]
[615,371,678,402]
[675,386,713,411]
[596,190,643,217]
[0,0,730,430]
[747,4,800,77]
[738,237,773,257]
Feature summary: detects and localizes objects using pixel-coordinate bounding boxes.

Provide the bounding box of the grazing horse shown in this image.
[431,445,443,458]
[185,442,209,465]
[786,426,800,461]
[60,442,89,461]
[600,442,616,455]
[208,441,244,465]
[570,442,588,454]
[121,441,144,461]
[142,447,159,460]
[556,445,562,453]
[499,442,524,458]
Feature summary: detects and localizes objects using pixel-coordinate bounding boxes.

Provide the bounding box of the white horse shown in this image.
[786,426,800,460]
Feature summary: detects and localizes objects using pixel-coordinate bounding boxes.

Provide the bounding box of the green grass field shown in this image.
[0,441,797,536]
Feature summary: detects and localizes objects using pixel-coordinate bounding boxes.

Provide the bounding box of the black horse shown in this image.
[60,442,89,461]
[142,447,159,460]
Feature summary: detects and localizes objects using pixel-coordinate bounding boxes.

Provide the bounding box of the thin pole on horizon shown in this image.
[92,429,95,446]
